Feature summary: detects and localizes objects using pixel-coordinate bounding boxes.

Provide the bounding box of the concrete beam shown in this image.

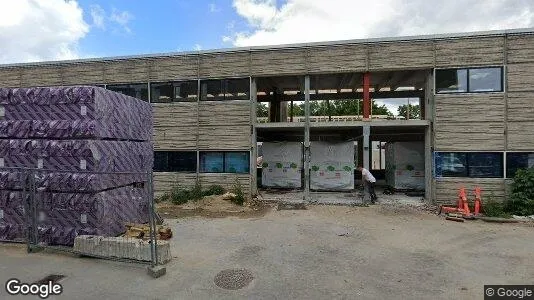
[257,90,424,102]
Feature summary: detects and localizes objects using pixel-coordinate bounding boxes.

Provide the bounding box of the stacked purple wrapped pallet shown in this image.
[0,86,153,245]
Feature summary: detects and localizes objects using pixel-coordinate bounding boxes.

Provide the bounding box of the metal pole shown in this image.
[304,75,310,201]
[147,171,157,266]
[363,125,371,203]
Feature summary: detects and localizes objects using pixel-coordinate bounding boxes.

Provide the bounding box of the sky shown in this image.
[0,0,533,114]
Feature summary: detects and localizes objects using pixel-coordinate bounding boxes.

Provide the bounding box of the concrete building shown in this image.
[1,28,533,204]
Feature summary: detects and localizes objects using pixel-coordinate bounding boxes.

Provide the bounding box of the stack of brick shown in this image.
[0,86,153,245]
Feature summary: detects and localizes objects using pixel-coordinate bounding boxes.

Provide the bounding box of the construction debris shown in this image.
[222,192,237,200]
[124,223,173,240]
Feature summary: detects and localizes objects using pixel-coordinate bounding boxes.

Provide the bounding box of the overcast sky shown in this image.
[0,0,532,64]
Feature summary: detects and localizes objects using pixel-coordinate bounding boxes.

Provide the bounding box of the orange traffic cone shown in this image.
[459,188,471,216]
[474,187,482,215]
[458,188,466,210]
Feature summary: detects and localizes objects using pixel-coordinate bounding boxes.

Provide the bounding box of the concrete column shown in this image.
[363,72,371,119]
[424,70,434,203]
[250,77,258,196]
[424,125,432,203]
[363,125,371,202]
[304,75,311,201]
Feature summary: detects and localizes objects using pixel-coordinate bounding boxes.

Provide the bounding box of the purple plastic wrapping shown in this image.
[0,139,153,172]
[0,85,153,246]
[0,171,147,192]
[0,86,153,141]
[0,187,149,245]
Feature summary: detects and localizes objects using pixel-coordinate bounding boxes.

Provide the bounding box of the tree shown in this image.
[256,102,268,117]
[397,104,420,119]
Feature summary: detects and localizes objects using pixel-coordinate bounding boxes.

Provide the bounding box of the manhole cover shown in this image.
[33,274,65,285]
[214,268,254,290]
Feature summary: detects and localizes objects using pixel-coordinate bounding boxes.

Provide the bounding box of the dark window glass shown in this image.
[200,80,224,101]
[150,82,173,103]
[506,152,534,178]
[153,151,196,172]
[467,152,503,178]
[200,152,224,172]
[435,152,468,177]
[107,83,149,101]
[153,152,168,172]
[225,78,250,100]
[168,152,196,172]
[225,152,250,173]
[200,78,250,101]
[435,69,468,93]
[173,81,198,101]
[435,152,503,178]
[468,68,502,92]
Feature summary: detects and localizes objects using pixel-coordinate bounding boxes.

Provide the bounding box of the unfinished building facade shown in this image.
[0,28,533,204]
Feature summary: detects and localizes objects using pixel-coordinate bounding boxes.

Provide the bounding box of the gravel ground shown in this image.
[1,203,533,299]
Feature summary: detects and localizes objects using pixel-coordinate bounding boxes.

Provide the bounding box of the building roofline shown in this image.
[1,27,533,68]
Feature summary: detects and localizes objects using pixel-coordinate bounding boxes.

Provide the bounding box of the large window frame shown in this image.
[106,83,149,101]
[506,152,534,179]
[150,80,198,103]
[200,151,250,174]
[153,151,197,172]
[434,152,504,178]
[200,78,250,101]
[435,67,504,94]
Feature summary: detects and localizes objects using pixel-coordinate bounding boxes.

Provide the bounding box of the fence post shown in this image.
[147,171,158,266]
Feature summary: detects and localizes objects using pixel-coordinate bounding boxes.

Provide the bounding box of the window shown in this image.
[435,152,503,178]
[200,78,250,101]
[468,68,502,92]
[173,81,198,101]
[153,151,196,172]
[225,152,250,173]
[225,78,250,100]
[435,69,467,93]
[200,151,250,173]
[435,67,503,94]
[107,83,149,101]
[150,81,198,103]
[506,152,534,178]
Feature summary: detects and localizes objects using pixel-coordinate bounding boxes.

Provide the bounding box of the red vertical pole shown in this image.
[363,72,370,119]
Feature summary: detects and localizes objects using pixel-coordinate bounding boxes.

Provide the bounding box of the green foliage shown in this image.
[155,193,169,203]
[311,165,319,172]
[190,180,203,201]
[406,164,414,171]
[288,100,393,117]
[507,168,534,216]
[170,186,191,205]
[397,104,421,119]
[203,185,225,196]
[231,178,246,206]
[483,192,511,218]
[257,102,268,117]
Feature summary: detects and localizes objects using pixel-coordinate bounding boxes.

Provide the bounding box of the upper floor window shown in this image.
[107,83,149,101]
[200,78,249,101]
[435,67,503,94]
[151,81,198,103]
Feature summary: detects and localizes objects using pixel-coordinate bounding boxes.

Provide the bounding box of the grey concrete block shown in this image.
[73,235,171,264]
[147,265,166,278]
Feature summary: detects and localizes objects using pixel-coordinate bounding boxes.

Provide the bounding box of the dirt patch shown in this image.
[156,195,273,219]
